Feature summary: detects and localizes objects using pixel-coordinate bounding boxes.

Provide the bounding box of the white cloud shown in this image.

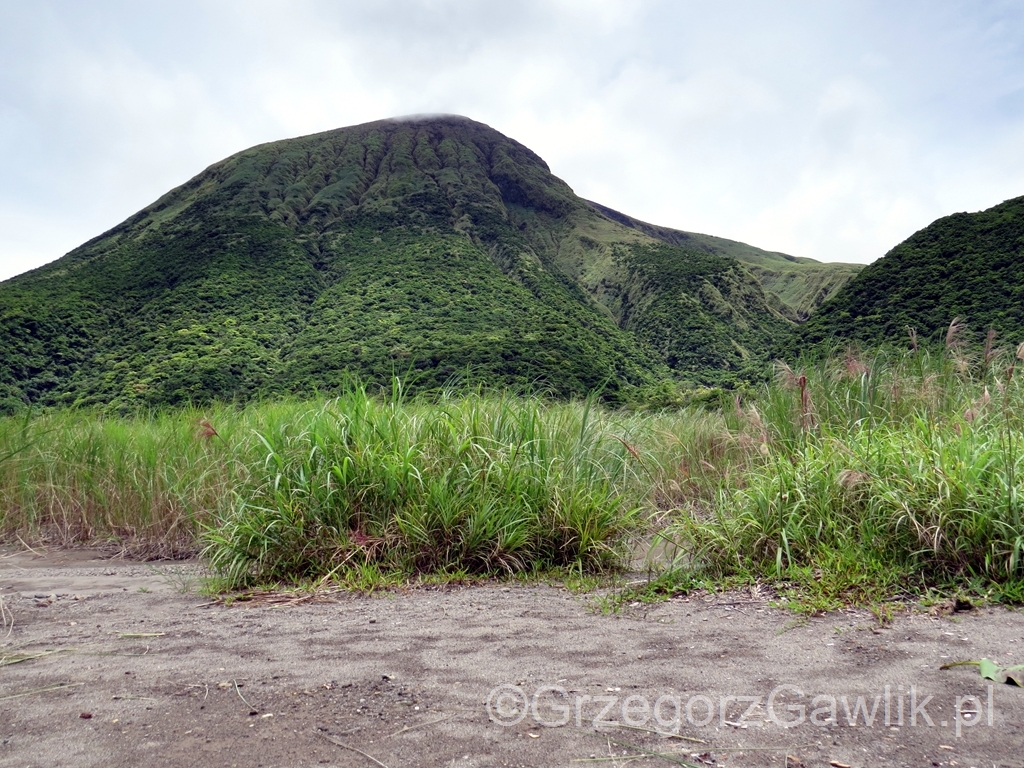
[2,0,1024,281]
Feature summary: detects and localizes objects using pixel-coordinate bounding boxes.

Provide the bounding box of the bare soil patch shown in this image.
[2,547,1023,767]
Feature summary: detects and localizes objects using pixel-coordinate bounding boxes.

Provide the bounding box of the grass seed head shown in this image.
[906,326,919,353]
[945,317,965,350]
[843,350,869,378]
[984,328,998,365]
[775,361,800,390]
[197,420,219,441]
[837,469,869,489]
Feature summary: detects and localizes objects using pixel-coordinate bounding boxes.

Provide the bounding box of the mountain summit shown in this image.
[1,116,828,410]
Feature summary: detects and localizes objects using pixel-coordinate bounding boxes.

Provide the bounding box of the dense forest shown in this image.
[801,195,1024,348]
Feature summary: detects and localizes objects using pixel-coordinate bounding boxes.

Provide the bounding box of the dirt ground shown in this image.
[2,546,1023,768]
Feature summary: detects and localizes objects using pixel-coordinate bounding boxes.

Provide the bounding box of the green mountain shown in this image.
[801,195,1024,348]
[1,115,805,412]
[586,201,861,320]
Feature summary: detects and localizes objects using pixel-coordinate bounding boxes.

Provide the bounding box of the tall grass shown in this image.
[0,385,680,585]
[0,406,242,555]
[202,386,649,586]
[672,342,1024,599]
[3,344,1022,602]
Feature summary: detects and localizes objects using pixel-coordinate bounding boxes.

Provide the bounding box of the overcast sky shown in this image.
[2,0,1024,282]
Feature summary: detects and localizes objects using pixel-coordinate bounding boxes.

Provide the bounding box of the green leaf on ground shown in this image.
[979,658,1002,681]
[940,658,1024,686]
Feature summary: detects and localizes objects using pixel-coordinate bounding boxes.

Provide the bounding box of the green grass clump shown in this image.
[0,382,662,585]
[202,385,643,587]
[669,343,1024,602]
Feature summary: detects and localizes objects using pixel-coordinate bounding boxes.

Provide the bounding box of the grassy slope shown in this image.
[801,195,1024,348]
[744,263,863,320]
[585,201,862,320]
[509,201,794,386]
[0,116,794,411]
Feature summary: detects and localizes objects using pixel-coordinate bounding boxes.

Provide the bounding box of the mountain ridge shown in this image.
[583,200,862,320]
[800,194,1024,349]
[0,115,836,411]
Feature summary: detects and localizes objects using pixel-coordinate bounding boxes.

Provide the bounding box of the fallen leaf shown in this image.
[941,659,1024,686]
[979,658,1002,681]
